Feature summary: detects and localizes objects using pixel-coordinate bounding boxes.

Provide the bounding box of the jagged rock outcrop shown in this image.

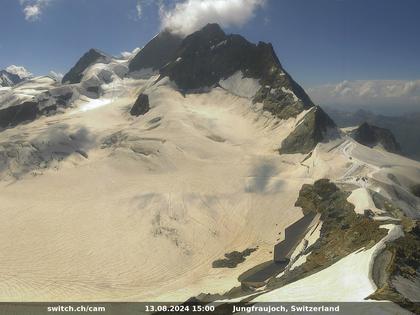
[279,106,337,154]
[369,221,420,314]
[122,24,335,153]
[0,84,75,129]
[159,23,314,119]
[351,122,401,153]
[411,184,420,198]
[130,93,150,116]
[0,70,21,87]
[128,30,183,72]
[0,66,32,87]
[62,49,111,84]
[266,179,387,297]
[0,101,38,128]
[212,248,257,268]
[35,85,74,113]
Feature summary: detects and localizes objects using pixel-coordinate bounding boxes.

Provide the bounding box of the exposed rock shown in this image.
[0,85,75,130]
[325,107,420,162]
[159,23,314,119]
[1,70,23,87]
[0,101,38,128]
[0,125,96,179]
[268,179,387,291]
[130,93,150,116]
[410,184,420,198]
[128,30,183,72]
[352,122,401,153]
[195,180,389,303]
[212,247,257,268]
[35,86,74,111]
[62,49,111,84]
[279,106,337,154]
[0,66,32,87]
[371,191,406,219]
[369,221,420,314]
[364,209,375,218]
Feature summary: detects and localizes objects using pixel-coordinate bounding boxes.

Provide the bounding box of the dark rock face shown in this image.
[325,108,420,161]
[0,70,25,87]
[86,86,100,95]
[295,179,339,215]
[0,87,74,129]
[294,180,387,246]
[130,93,150,116]
[212,248,257,268]
[55,92,73,106]
[279,106,337,154]
[267,179,387,298]
[159,23,314,119]
[411,184,420,198]
[352,122,401,153]
[0,101,39,129]
[62,49,111,84]
[128,30,183,72]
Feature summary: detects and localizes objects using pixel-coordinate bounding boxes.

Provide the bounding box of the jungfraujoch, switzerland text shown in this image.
[232,304,340,313]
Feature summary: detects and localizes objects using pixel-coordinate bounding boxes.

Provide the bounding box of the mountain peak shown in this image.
[5,65,32,79]
[188,23,226,41]
[0,65,32,87]
[352,122,401,153]
[62,48,111,84]
[128,31,183,72]
[159,23,314,119]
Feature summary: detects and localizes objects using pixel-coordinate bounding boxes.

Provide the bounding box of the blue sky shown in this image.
[1,0,420,90]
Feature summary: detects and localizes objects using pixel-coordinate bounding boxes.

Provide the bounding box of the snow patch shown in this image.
[219,71,260,99]
[216,40,227,47]
[281,87,299,102]
[77,98,112,112]
[254,224,403,302]
[347,188,382,215]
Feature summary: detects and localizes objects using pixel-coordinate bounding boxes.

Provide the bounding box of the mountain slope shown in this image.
[0,24,419,311]
[128,30,183,72]
[351,122,401,153]
[279,106,338,154]
[325,107,420,161]
[62,49,112,84]
[160,24,314,120]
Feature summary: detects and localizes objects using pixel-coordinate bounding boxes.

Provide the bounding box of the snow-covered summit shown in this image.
[0,24,419,313]
[0,65,32,87]
[5,65,32,79]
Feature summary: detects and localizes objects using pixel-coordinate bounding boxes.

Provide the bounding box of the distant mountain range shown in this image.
[325,107,420,161]
[0,23,419,313]
[0,65,32,87]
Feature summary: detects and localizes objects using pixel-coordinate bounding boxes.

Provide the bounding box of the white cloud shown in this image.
[307,80,420,113]
[6,65,33,78]
[19,0,53,21]
[136,0,143,19]
[49,71,63,80]
[132,0,156,21]
[120,51,133,59]
[159,0,266,36]
[120,47,140,59]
